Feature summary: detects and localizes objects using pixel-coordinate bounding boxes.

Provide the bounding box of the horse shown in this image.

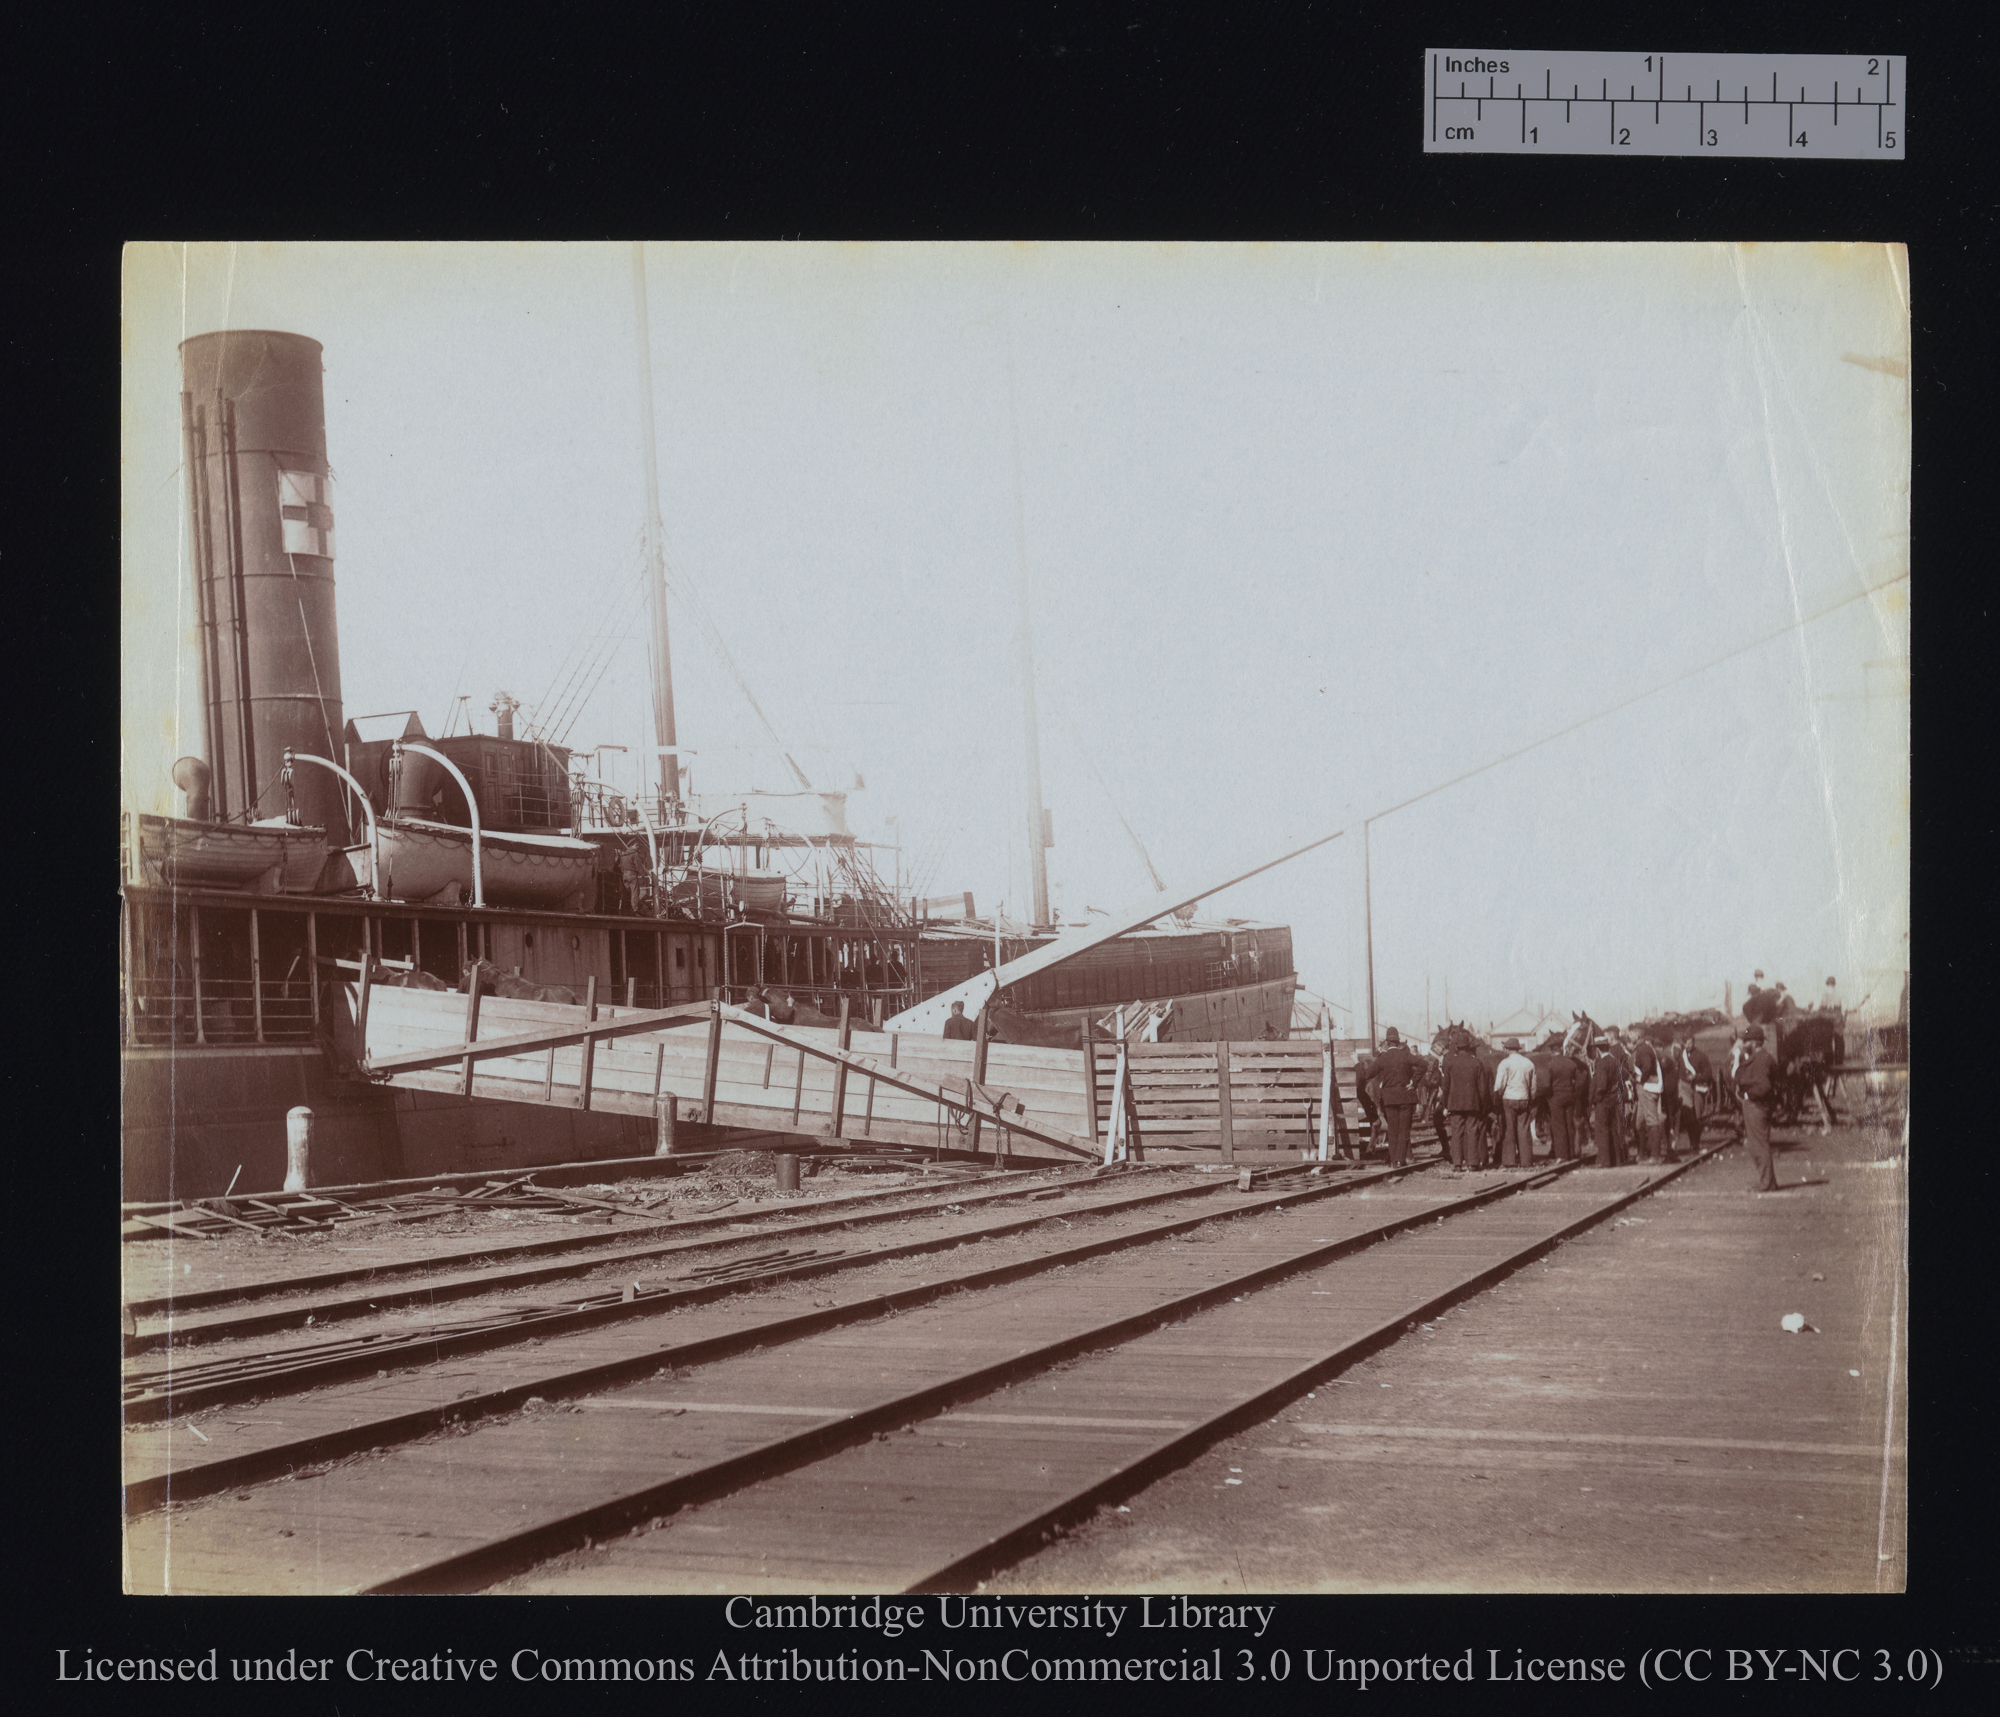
[461,958,579,1005]
[1772,1013,1845,1129]
[374,966,451,991]
[1428,1021,1503,1163]
[1562,1012,1601,1062]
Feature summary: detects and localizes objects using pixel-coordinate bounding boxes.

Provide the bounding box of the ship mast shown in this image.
[632,243,681,814]
[1005,350,1052,929]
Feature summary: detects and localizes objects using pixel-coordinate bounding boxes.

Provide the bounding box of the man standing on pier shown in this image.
[1590,1036,1625,1167]
[1542,1037,1585,1162]
[1368,1027,1423,1167]
[1678,1031,1714,1152]
[1439,1028,1488,1173]
[1735,1024,1782,1192]
[1493,1037,1538,1169]
[1631,1035,1669,1163]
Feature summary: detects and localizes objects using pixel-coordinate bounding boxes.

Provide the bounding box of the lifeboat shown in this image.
[128,813,328,894]
[374,817,598,909]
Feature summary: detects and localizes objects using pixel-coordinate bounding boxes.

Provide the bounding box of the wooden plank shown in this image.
[830,998,852,1140]
[577,976,599,1112]
[459,981,482,1097]
[702,996,723,1125]
[1216,1041,1234,1159]
[363,997,717,1072]
[967,1004,990,1156]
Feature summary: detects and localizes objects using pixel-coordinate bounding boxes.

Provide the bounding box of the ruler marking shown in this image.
[1427,51,1904,156]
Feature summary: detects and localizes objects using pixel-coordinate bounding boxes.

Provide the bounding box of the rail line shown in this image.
[125,1145,1730,1593]
[122,1160,1389,1423]
[123,1160,1432,1516]
[126,1166,1087,1353]
[124,1163,1053,1324]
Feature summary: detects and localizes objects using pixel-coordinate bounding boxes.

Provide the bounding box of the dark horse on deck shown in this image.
[460,958,578,1005]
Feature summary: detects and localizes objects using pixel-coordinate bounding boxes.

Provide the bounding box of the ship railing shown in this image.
[123,974,317,1049]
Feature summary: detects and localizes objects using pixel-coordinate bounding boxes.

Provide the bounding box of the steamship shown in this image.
[120,321,1296,1202]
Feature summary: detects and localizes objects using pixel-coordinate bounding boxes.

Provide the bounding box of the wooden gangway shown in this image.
[359,985,1100,1160]
[359,983,1380,1165]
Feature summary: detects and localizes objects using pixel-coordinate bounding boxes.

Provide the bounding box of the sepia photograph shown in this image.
[120,240,1909,1597]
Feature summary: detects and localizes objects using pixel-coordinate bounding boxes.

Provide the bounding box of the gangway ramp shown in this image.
[358,985,1099,1159]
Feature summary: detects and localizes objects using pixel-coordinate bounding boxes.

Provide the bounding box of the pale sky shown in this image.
[122,242,1910,1032]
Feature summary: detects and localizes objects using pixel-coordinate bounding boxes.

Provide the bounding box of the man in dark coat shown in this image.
[1351,1046,1380,1138]
[1438,1028,1489,1174]
[1367,1027,1423,1167]
[1736,1024,1783,1192]
[1590,1039,1625,1167]
[1542,1040,1586,1162]
[942,1000,978,1041]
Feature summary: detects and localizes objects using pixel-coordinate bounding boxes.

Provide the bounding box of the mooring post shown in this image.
[284,1106,313,1192]
[655,1092,677,1156]
[829,996,853,1138]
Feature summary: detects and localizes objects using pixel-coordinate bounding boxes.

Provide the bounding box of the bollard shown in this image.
[774,1153,801,1192]
[284,1107,314,1192]
[654,1093,677,1157]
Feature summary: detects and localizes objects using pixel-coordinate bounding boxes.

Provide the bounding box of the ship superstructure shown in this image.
[121,315,1298,1199]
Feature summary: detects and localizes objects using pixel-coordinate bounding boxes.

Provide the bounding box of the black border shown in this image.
[24,1,1978,1704]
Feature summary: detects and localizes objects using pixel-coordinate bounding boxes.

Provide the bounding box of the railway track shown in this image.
[125,1144,1724,1594]
[126,1166,1072,1355]
[123,1160,1386,1413]
[122,1157,1406,1506]
[125,1163,1059,1329]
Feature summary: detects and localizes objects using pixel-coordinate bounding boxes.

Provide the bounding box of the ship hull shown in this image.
[1026,973,1297,1042]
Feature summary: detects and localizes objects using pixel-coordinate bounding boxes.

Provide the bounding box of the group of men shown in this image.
[1356,1020,1786,1193]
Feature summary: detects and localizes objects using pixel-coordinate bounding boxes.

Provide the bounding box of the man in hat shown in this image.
[1735,1024,1782,1192]
[1541,1033,1586,1162]
[1589,1033,1625,1166]
[1438,1026,1489,1173]
[1366,1027,1424,1167]
[1493,1037,1538,1169]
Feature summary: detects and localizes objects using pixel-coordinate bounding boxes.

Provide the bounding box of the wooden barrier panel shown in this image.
[358,987,1096,1152]
[1090,1039,1366,1155]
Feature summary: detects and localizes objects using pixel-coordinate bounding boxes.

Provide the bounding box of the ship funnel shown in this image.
[491,691,520,741]
[171,755,213,822]
[179,329,348,839]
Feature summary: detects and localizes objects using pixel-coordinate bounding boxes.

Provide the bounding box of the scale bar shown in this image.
[1425,50,1904,158]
